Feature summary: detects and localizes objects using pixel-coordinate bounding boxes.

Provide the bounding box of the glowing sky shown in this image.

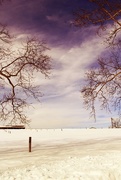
[0,0,113,128]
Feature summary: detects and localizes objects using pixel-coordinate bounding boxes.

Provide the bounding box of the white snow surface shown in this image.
[0,129,121,179]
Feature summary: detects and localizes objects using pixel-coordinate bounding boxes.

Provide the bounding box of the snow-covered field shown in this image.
[1,129,121,180]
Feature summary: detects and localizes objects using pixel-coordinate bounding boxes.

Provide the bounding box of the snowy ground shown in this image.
[0,129,121,179]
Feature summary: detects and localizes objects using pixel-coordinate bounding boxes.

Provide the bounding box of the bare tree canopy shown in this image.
[81,48,121,118]
[0,24,51,125]
[74,0,121,118]
[74,0,121,45]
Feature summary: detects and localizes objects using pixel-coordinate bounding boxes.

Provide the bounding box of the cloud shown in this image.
[46,33,106,87]
[0,0,97,47]
[46,15,59,22]
[0,1,115,128]
[28,97,88,129]
[24,33,109,128]
[28,95,111,129]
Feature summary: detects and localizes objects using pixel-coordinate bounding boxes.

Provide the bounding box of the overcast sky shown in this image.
[0,0,114,128]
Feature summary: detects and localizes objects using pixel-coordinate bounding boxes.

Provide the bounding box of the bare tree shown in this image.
[74,0,121,45]
[0,25,51,125]
[74,0,121,118]
[81,49,121,118]
[111,117,121,128]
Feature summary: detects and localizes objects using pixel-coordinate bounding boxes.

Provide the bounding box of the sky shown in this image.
[0,0,115,128]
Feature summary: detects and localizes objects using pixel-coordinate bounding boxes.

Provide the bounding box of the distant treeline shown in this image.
[0,125,25,129]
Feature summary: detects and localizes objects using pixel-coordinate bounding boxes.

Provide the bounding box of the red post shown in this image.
[29,137,32,152]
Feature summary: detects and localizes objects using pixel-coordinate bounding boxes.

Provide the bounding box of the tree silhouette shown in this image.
[0,2,51,125]
[74,0,121,45]
[74,0,121,118]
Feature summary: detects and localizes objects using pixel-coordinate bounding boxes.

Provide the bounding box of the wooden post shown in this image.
[29,137,32,152]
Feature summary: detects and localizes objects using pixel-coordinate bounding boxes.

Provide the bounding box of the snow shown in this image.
[0,129,121,179]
